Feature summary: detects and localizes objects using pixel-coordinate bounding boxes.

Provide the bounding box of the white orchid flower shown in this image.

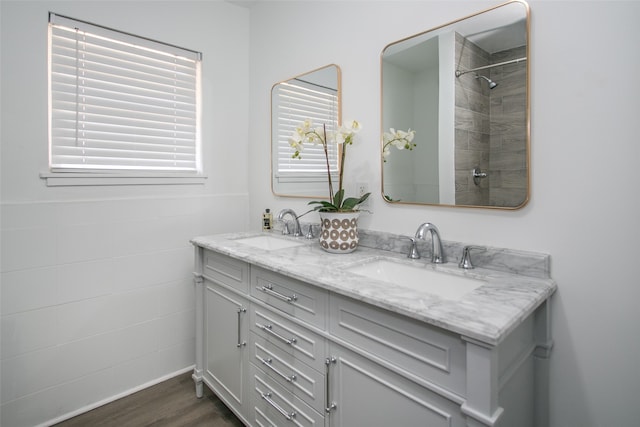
[382,127,416,162]
[343,119,362,133]
[288,132,304,158]
[382,145,392,159]
[287,117,370,212]
[383,128,396,141]
[336,119,362,145]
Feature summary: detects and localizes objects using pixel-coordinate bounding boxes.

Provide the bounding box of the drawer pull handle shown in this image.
[261,391,296,421]
[259,283,298,303]
[259,357,297,383]
[236,307,246,348]
[325,357,337,413]
[258,323,297,346]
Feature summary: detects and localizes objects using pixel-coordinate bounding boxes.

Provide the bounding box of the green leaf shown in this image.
[358,192,370,204]
[308,200,339,212]
[341,192,370,210]
[332,189,344,209]
[307,192,370,212]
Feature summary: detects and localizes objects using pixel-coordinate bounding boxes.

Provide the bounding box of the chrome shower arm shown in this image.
[455,56,527,77]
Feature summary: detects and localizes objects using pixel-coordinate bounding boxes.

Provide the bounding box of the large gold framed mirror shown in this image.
[271,64,341,198]
[381,0,530,209]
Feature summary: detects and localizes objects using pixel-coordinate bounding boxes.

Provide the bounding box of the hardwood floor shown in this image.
[54,373,244,427]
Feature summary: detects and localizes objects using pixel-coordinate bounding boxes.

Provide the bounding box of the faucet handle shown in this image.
[404,236,421,259]
[459,245,486,269]
[305,224,315,239]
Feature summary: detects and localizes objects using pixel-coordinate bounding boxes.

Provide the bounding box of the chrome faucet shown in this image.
[277,209,302,237]
[410,223,445,264]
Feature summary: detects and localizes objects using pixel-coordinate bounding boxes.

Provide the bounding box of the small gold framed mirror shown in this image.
[271,64,341,198]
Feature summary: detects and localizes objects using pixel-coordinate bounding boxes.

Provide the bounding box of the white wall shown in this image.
[248,1,640,426]
[381,61,417,201]
[0,1,250,426]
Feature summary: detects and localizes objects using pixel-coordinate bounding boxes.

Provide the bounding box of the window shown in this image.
[46,13,203,185]
[272,79,339,181]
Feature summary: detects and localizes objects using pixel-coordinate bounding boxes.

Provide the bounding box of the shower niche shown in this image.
[381,0,530,209]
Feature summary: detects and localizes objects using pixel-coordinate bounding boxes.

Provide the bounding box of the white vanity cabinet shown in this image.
[325,344,466,427]
[247,266,328,426]
[195,250,251,425]
[326,293,550,427]
[326,294,468,426]
[204,281,250,418]
[193,244,552,427]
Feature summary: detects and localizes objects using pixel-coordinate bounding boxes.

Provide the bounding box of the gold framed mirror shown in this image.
[271,64,341,198]
[381,0,530,209]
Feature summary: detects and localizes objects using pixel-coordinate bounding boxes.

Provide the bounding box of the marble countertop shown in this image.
[191,231,557,346]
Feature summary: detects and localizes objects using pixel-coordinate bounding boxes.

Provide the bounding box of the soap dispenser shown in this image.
[262,209,273,230]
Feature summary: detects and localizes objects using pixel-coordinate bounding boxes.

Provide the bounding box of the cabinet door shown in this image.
[327,345,465,427]
[205,280,249,418]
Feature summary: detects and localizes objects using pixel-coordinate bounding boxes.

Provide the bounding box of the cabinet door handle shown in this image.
[261,391,296,421]
[258,323,297,346]
[236,307,247,348]
[258,283,297,303]
[325,357,337,413]
[259,356,297,383]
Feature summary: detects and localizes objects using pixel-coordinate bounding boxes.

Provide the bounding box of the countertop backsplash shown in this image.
[275,220,551,280]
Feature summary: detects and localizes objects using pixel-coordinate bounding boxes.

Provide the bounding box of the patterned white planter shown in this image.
[318,211,360,253]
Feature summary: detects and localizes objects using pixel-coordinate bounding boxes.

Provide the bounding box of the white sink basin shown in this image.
[233,235,306,251]
[346,259,484,300]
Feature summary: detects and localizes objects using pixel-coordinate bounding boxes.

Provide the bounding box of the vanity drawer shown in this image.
[249,363,324,427]
[250,305,327,372]
[202,250,249,293]
[251,266,328,329]
[249,332,325,414]
[329,294,466,396]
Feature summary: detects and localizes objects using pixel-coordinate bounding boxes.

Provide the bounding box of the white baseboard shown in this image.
[39,365,195,427]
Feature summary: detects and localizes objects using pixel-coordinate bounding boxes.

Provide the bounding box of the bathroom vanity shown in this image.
[191,231,555,427]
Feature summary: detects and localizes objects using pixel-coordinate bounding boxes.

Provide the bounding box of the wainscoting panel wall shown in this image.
[1,194,249,426]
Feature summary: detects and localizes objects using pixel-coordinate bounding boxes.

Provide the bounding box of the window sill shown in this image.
[40,172,207,187]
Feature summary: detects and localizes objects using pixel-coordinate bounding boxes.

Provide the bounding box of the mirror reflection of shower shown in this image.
[454,56,526,88]
[455,57,526,75]
[475,74,498,89]
[454,51,528,206]
[380,1,530,209]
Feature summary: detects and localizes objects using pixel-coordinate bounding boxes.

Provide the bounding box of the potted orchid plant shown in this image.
[289,118,368,253]
[289,119,416,253]
[289,119,370,213]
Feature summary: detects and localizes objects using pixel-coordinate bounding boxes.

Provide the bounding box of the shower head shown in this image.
[475,74,498,89]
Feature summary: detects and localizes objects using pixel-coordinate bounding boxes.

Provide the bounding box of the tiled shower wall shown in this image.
[455,32,491,205]
[454,33,527,207]
[489,46,528,207]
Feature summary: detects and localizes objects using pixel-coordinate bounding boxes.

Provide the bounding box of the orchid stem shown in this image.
[322,124,334,204]
[338,141,346,200]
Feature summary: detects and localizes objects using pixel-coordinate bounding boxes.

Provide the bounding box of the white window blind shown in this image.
[48,13,202,173]
[274,80,339,177]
